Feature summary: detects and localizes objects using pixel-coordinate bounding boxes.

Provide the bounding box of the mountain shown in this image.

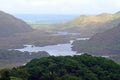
[55,12,120,37]
[0,11,33,37]
[1,54,120,80]
[72,23,120,56]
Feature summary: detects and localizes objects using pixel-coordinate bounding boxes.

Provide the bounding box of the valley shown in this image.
[0,1,120,80]
[0,10,119,77]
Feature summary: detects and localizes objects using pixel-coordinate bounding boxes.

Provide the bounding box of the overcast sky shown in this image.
[0,0,120,15]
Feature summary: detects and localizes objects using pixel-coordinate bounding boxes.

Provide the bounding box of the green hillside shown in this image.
[0,54,120,80]
[30,12,120,37]
[54,12,120,37]
[72,22,120,63]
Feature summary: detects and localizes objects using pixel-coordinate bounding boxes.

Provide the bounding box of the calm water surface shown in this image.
[16,38,89,56]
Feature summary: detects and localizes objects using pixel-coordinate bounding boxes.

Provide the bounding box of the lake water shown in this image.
[16,44,75,56]
[47,31,81,36]
[15,38,89,56]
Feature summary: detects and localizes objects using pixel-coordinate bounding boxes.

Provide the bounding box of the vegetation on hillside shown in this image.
[72,23,120,54]
[0,54,120,80]
[0,50,49,69]
[34,12,120,37]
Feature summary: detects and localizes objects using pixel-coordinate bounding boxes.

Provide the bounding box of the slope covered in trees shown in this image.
[0,11,33,37]
[72,23,120,57]
[0,54,120,80]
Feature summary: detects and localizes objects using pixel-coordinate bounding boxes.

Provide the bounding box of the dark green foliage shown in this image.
[1,54,120,80]
[60,74,82,80]
[0,69,10,80]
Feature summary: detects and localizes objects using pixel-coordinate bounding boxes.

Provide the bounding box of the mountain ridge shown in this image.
[53,12,120,37]
[0,11,33,37]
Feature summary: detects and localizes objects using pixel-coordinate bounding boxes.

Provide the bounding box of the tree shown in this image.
[0,69,10,80]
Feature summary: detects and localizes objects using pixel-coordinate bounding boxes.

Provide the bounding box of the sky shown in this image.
[0,0,120,15]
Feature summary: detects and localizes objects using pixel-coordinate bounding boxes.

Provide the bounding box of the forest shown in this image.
[0,54,120,80]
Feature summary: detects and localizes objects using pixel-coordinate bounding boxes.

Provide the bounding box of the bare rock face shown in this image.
[0,11,33,37]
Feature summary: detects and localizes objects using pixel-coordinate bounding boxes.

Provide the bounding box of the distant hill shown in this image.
[0,49,49,69]
[56,12,120,37]
[0,11,33,37]
[72,23,120,56]
[1,54,120,80]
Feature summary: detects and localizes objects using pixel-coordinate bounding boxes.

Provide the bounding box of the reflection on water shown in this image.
[53,31,80,36]
[16,44,76,56]
[15,38,89,56]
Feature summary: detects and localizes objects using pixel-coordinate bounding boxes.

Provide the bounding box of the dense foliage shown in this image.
[0,54,120,80]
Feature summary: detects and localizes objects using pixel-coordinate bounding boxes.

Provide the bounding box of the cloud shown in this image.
[0,0,120,14]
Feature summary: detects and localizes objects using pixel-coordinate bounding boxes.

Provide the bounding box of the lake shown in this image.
[15,38,89,56]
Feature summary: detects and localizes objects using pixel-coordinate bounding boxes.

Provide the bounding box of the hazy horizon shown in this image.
[0,0,120,15]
